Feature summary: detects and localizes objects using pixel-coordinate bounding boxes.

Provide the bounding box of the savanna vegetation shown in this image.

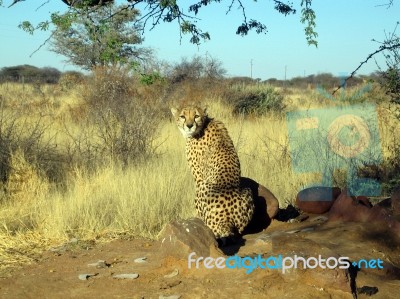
[0,61,399,271]
[0,0,399,274]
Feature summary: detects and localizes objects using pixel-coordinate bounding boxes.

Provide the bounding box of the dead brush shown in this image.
[5,149,49,202]
[65,66,164,169]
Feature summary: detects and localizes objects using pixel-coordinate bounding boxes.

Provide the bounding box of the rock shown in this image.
[134,257,147,263]
[300,227,315,232]
[159,295,181,299]
[160,280,182,290]
[164,269,179,278]
[240,177,279,234]
[357,286,379,296]
[309,215,328,222]
[302,267,349,293]
[87,260,110,268]
[377,188,400,218]
[288,214,309,223]
[158,218,221,259]
[78,273,97,280]
[256,181,280,219]
[328,190,400,236]
[285,229,301,234]
[238,233,274,256]
[376,197,392,208]
[328,190,391,223]
[355,196,372,207]
[296,186,342,214]
[271,232,350,292]
[255,233,273,245]
[112,273,139,279]
[49,245,67,254]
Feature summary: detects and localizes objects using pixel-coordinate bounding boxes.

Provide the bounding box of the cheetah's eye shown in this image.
[195,115,200,119]
[179,115,185,119]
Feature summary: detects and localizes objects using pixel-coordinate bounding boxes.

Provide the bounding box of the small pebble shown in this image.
[255,234,272,244]
[310,215,328,222]
[164,269,179,278]
[134,257,147,263]
[112,273,139,279]
[88,260,110,268]
[357,286,378,296]
[301,227,315,232]
[78,273,97,280]
[286,229,300,234]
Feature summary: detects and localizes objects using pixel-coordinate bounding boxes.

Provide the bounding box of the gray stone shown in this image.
[134,257,147,263]
[158,217,221,259]
[78,273,97,280]
[87,260,109,268]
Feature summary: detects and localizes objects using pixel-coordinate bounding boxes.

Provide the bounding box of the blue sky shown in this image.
[0,0,399,79]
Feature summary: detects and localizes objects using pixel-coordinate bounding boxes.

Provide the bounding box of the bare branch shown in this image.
[375,0,394,8]
[8,0,24,8]
[226,0,235,15]
[29,31,55,58]
[36,0,50,11]
[332,42,400,95]
[237,0,247,24]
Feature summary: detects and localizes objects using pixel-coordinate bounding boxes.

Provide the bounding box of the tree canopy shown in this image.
[0,65,61,83]
[3,0,399,95]
[49,2,152,70]
[10,0,318,46]
[4,0,398,49]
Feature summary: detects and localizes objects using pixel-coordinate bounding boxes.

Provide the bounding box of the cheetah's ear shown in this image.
[203,106,208,116]
[170,108,178,117]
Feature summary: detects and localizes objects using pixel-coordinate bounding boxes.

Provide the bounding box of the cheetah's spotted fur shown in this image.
[171,105,254,239]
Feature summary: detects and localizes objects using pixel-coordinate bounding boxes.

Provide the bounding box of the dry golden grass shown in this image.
[0,155,195,269]
[0,81,398,270]
[5,149,49,201]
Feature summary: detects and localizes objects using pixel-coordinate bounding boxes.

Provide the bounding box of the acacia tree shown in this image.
[48,3,152,70]
[170,55,226,83]
[4,0,399,85]
[12,0,318,46]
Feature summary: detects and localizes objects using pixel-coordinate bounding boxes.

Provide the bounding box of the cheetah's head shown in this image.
[171,106,208,138]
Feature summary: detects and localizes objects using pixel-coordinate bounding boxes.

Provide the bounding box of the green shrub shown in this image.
[227,85,285,115]
[139,71,165,85]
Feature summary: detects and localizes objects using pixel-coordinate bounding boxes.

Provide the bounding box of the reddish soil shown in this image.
[0,220,399,299]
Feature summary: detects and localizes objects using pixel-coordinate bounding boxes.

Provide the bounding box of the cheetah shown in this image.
[171,105,254,242]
